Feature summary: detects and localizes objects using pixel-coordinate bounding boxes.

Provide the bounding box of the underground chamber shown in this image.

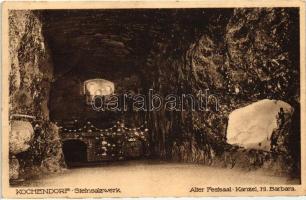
[9,9,301,181]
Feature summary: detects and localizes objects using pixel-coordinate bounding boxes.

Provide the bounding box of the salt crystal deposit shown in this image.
[226,99,293,151]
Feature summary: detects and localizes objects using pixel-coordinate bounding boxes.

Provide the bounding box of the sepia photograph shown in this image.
[1,1,306,198]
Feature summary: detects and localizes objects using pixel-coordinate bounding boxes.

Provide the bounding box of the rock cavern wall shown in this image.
[9,10,65,180]
[143,8,300,176]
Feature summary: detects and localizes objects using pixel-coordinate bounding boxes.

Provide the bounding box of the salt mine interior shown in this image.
[43,9,225,165]
[8,8,301,184]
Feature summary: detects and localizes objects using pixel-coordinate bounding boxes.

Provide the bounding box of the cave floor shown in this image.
[16,160,298,188]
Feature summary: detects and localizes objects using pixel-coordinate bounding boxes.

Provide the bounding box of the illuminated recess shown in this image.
[82,79,115,104]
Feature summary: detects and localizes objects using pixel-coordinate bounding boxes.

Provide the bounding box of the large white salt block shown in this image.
[9,120,34,154]
[226,99,293,151]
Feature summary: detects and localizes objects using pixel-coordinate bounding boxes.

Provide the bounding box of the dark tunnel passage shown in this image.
[40,9,235,164]
[62,140,88,166]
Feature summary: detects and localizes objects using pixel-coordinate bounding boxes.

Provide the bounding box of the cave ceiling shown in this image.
[41,9,233,81]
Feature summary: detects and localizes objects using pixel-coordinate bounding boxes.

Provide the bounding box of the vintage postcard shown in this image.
[1,0,306,198]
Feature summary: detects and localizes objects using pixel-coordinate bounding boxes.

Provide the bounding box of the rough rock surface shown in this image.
[144,8,299,175]
[9,10,65,179]
[226,99,293,151]
[225,8,299,105]
[9,156,20,180]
